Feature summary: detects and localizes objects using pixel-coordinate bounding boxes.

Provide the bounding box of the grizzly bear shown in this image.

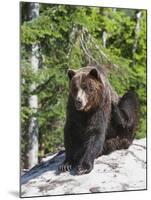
[59,66,139,175]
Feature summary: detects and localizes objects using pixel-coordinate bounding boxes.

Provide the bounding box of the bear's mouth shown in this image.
[75,102,83,110]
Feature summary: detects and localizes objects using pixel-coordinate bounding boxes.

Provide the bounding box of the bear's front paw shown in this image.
[58,161,72,172]
[76,162,93,175]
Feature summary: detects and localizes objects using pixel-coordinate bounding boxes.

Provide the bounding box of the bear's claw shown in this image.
[76,166,92,175]
[59,162,72,172]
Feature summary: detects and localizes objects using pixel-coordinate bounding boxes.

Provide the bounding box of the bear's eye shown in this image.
[82,85,88,90]
[89,87,94,92]
[87,84,94,92]
[72,84,78,93]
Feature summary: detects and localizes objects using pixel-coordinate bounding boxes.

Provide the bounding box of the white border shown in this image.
[0,0,150,200]
[20,0,150,9]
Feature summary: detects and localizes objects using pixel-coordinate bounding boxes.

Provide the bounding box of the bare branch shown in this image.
[80,32,99,65]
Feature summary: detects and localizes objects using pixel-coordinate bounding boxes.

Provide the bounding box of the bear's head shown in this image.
[67,67,105,112]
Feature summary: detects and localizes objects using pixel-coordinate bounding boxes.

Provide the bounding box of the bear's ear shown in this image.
[89,68,99,80]
[67,69,76,80]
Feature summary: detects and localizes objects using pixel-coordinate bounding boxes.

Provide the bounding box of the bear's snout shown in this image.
[75,97,83,110]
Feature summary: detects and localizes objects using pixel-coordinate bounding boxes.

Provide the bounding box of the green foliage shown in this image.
[21,3,147,164]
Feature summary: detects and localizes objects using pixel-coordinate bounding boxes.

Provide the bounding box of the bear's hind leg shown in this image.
[103,91,139,155]
[102,137,131,155]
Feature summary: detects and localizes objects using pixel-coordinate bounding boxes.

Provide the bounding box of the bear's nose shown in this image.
[75,98,82,109]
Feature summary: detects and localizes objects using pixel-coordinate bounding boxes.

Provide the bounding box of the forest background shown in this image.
[21,2,147,169]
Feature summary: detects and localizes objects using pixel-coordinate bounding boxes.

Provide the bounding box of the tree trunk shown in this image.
[27,3,40,169]
[132,11,142,65]
[102,29,107,48]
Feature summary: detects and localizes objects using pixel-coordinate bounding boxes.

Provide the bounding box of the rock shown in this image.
[21,139,146,197]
